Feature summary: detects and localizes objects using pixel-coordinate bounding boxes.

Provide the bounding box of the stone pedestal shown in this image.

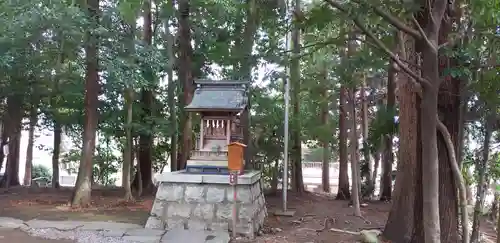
[145,170,267,238]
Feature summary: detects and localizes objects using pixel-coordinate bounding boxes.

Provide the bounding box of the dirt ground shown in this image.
[0,187,497,243]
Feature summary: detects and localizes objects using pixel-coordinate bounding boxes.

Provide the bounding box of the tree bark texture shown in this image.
[71,0,99,207]
[336,86,350,200]
[1,94,23,188]
[436,8,461,241]
[383,32,425,243]
[177,0,194,170]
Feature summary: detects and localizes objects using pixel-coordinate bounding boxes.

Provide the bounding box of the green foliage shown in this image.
[366,106,398,154]
[32,164,52,179]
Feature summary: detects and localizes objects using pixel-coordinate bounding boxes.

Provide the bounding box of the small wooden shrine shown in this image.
[184,79,249,174]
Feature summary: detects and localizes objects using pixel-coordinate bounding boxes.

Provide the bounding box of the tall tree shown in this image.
[336,86,350,199]
[177,0,194,170]
[164,2,177,172]
[290,0,304,193]
[135,0,154,191]
[320,63,330,193]
[71,0,100,207]
[380,37,397,201]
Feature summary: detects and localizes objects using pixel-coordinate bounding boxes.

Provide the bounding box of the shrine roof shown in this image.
[185,79,249,112]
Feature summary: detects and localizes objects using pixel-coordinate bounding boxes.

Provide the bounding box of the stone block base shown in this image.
[145,171,267,238]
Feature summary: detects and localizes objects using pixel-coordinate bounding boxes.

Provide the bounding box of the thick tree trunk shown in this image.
[380,49,396,201]
[135,0,154,190]
[436,9,462,241]
[52,120,61,188]
[335,88,350,198]
[1,95,23,188]
[24,103,37,186]
[383,32,425,243]
[290,0,303,193]
[71,0,99,207]
[177,0,194,170]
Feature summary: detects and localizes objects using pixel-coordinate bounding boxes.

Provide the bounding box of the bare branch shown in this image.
[411,15,435,50]
[323,0,431,89]
[350,0,421,39]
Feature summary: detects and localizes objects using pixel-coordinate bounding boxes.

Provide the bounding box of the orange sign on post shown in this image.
[228,142,246,174]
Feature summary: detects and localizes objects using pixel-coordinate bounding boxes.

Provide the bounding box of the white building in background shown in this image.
[0,124,124,187]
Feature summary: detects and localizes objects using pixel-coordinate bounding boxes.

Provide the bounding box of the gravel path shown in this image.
[0,229,74,243]
[0,217,230,243]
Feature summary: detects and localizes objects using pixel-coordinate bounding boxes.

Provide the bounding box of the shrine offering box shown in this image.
[228,142,246,173]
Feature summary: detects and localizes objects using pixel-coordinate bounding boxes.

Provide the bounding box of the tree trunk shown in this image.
[136,137,143,197]
[348,87,361,217]
[1,94,23,188]
[321,64,330,193]
[470,118,492,243]
[135,0,154,191]
[164,11,177,172]
[52,120,61,188]
[290,0,303,193]
[123,88,134,201]
[0,123,7,172]
[360,77,373,193]
[24,103,38,186]
[336,86,350,200]
[71,0,99,207]
[380,47,396,201]
[436,9,462,241]
[383,32,425,243]
[234,0,258,169]
[177,0,194,170]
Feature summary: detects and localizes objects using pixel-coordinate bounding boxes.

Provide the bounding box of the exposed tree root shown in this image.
[436,116,470,243]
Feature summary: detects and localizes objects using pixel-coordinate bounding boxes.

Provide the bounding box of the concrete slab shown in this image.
[161,228,229,243]
[0,217,25,229]
[122,235,162,243]
[273,210,296,217]
[156,170,261,185]
[125,228,165,237]
[79,221,141,231]
[24,220,85,230]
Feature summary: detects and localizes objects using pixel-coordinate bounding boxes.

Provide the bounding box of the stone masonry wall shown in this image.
[145,179,267,239]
